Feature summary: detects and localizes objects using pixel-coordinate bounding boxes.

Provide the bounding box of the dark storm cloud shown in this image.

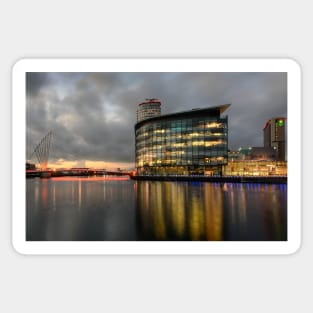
[26,72,52,97]
[26,72,287,167]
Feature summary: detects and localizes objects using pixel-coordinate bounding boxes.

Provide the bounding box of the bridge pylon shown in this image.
[29,131,52,170]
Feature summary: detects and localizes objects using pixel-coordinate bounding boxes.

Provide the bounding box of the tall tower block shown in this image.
[137,99,162,122]
[263,117,287,161]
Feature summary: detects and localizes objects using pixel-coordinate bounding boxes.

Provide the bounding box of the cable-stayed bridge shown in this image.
[26,131,134,178]
[28,131,52,171]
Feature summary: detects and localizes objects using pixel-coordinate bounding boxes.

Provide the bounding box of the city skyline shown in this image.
[26,72,287,169]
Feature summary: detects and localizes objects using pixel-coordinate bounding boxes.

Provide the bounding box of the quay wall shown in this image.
[130,175,287,184]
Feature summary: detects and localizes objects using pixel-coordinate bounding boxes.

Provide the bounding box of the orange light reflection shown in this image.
[51,176,130,182]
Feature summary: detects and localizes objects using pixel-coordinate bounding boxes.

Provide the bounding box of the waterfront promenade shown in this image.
[26,168,131,178]
[26,169,287,184]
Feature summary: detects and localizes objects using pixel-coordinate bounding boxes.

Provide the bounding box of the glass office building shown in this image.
[135,104,230,175]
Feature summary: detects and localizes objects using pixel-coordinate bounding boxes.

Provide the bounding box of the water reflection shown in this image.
[136,181,287,241]
[26,178,287,241]
[26,177,136,241]
[136,182,224,240]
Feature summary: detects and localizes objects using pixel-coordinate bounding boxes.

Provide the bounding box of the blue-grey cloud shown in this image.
[26,72,287,166]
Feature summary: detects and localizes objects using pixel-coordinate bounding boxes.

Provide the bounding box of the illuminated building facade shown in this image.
[228,147,276,161]
[225,160,287,176]
[137,98,162,122]
[135,104,230,175]
[263,117,286,161]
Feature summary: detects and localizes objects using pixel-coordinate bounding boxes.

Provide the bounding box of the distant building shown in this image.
[136,99,162,122]
[26,162,36,170]
[238,147,252,159]
[225,160,287,176]
[263,117,287,161]
[135,103,230,175]
[228,148,251,161]
[228,150,243,161]
[250,146,276,160]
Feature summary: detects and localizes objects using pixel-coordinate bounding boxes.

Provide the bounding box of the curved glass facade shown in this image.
[135,105,230,175]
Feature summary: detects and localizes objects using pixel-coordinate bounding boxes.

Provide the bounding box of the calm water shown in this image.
[26,177,287,241]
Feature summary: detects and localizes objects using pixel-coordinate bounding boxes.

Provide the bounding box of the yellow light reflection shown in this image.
[204,184,223,240]
[136,181,224,241]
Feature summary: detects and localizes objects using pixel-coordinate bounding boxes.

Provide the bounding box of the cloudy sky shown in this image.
[26,72,287,169]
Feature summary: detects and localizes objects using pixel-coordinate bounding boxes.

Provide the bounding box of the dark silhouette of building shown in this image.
[263,117,286,161]
[250,147,276,160]
[26,162,36,170]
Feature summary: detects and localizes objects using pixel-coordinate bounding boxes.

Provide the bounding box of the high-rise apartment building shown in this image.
[136,98,162,122]
[263,117,286,161]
